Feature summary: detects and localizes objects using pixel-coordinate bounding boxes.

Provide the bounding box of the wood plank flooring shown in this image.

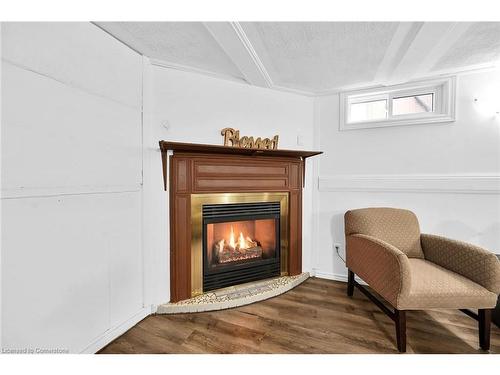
[98,278,500,354]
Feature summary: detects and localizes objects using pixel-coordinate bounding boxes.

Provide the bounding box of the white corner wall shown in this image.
[313,69,500,281]
[0,24,316,353]
[1,23,146,353]
[2,22,499,353]
[142,63,316,306]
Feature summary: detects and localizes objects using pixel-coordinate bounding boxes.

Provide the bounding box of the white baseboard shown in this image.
[314,270,348,282]
[314,270,367,285]
[80,306,151,354]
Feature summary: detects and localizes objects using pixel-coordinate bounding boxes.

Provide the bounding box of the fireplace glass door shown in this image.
[202,201,281,291]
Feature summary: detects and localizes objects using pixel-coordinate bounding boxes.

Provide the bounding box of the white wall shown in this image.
[2,22,499,353]
[0,24,316,352]
[142,63,316,306]
[1,23,146,353]
[313,69,500,281]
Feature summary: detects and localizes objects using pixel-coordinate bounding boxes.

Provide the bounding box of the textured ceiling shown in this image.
[97,22,243,79]
[432,22,500,72]
[241,22,399,91]
[97,22,500,95]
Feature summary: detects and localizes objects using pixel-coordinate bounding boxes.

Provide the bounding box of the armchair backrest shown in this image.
[345,207,424,258]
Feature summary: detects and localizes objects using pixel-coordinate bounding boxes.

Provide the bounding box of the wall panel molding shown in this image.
[318,174,500,194]
[1,184,142,199]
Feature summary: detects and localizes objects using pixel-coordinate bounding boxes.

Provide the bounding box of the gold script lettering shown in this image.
[239,136,249,148]
[220,128,279,150]
[221,128,240,147]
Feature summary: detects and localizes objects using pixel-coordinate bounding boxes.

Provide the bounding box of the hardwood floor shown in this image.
[98,278,500,354]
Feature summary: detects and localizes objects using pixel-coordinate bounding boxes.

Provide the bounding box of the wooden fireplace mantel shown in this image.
[159,141,322,158]
[160,140,322,302]
[159,141,322,191]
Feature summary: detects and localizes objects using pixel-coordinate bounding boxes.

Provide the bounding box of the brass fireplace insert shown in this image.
[190,192,289,297]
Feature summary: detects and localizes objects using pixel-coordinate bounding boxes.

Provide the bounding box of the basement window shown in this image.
[339,77,456,130]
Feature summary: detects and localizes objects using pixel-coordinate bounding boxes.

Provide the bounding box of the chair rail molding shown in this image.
[318,174,500,194]
[1,184,142,199]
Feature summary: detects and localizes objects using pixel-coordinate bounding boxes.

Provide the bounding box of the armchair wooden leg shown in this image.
[347,269,354,297]
[395,309,406,353]
[478,309,491,351]
[348,277,407,353]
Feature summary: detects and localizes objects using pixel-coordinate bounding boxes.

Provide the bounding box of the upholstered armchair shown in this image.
[345,207,500,353]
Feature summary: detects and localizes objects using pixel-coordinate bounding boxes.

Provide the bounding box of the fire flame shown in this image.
[217,239,225,254]
[239,232,246,250]
[229,226,236,249]
[225,225,253,251]
[214,224,261,264]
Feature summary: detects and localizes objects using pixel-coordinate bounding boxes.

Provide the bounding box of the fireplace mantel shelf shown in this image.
[159,141,322,159]
[159,141,323,191]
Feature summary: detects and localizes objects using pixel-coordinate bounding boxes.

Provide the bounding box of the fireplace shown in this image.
[191,192,289,297]
[161,141,322,302]
[203,201,281,291]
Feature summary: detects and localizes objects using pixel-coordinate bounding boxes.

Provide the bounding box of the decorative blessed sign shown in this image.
[221,127,279,150]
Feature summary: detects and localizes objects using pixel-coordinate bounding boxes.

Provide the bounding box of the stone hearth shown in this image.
[157,273,309,314]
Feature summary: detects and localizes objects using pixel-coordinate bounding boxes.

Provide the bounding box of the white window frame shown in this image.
[339,76,456,131]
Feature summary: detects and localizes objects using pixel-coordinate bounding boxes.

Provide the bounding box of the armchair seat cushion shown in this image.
[398,259,498,310]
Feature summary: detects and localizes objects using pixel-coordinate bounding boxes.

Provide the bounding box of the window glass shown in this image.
[339,77,455,130]
[392,93,434,116]
[349,99,387,123]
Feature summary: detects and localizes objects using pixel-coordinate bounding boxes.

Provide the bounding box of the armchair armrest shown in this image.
[346,234,411,307]
[421,233,500,294]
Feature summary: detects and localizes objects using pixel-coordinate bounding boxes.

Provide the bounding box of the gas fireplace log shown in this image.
[216,245,263,264]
